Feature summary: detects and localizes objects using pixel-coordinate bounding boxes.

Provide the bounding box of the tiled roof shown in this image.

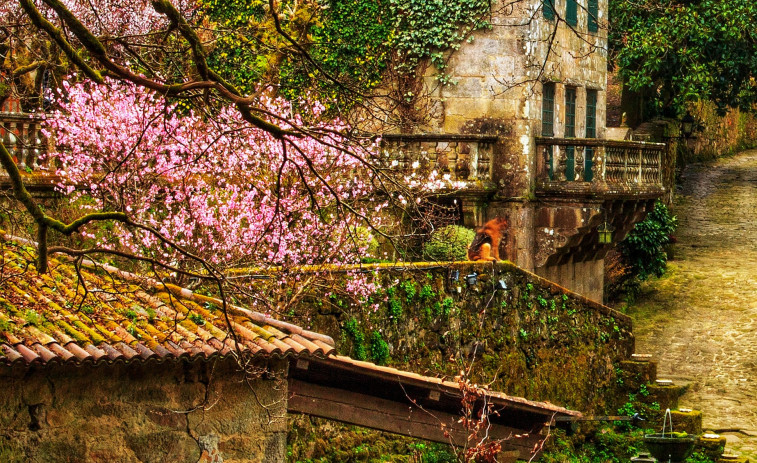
[0,239,334,366]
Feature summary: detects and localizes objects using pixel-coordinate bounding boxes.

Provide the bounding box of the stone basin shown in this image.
[643,433,697,462]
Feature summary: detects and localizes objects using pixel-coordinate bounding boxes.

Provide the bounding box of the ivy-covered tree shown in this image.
[611,0,757,115]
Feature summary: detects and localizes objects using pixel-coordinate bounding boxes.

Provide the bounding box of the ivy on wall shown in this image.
[199,0,492,106]
[390,0,491,82]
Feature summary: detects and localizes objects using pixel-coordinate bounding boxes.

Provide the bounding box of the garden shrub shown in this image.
[422,225,475,261]
[619,201,677,281]
[607,201,677,302]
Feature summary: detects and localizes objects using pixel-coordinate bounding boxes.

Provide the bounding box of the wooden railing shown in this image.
[380,133,498,187]
[0,112,47,171]
[535,137,666,187]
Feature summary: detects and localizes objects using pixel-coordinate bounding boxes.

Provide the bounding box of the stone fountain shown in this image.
[642,409,697,463]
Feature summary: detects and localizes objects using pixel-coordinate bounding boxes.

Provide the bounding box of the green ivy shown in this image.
[342,318,366,360]
[419,283,435,300]
[369,330,390,365]
[201,0,491,108]
[390,0,491,81]
[388,296,403,321]
[400,280,417,302]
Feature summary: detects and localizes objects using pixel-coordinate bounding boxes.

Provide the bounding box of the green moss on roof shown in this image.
[0,239,334,362]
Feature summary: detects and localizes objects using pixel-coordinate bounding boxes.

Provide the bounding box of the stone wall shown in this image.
[286,262,634,461]
[289,262,633,412]
[0,358,288,463]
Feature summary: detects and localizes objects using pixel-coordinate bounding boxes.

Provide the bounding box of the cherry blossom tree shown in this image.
[0,0,461,314]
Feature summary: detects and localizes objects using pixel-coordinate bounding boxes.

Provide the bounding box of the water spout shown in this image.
[661,408,673,438]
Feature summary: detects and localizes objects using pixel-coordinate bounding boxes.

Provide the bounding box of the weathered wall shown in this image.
[409,0,614,296]
[286,262,633,461]
[0,358,288,463]
[535,257,605,303]
[291,262,632,412]
[684,104,757,162]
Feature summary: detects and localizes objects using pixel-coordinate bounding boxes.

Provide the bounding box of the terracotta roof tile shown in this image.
[0,240,334,367]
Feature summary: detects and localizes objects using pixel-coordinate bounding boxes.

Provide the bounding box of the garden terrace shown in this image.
[535,137,667,198]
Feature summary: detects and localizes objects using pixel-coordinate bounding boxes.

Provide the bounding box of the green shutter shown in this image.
[588,0,599,32]
[565,87,576,138]
[585,90,597,138]
[543,0,555,20]
[542,83,555,137]
[566,0,578,26]
[565,87,577,181]
[585,90,597,181]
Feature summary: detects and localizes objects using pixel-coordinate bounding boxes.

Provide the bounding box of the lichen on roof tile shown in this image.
[0,239,333,366]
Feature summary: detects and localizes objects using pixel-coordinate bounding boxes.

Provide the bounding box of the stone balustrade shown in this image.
[380,133,498,188]
[535,137,666,188]
[0,112,47,171]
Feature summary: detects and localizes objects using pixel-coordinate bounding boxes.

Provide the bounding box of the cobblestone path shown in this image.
[630,150,757,459]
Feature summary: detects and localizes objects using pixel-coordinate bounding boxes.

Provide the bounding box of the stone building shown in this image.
[382,0,667,302]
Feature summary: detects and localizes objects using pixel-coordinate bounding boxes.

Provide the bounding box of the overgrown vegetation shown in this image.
[199,0,491,110]
[422,225,476,261]
[608,201,677,302]
[620,201,677,281]
[611,0,757,115]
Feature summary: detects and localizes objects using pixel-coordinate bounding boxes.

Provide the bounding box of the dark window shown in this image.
[586,89,597,138]
[588,0,599,32]
[543,0,555,20]
[565,87,576,138]
[585,89,597,181]
[542,83,555,137]
[565,87,577,181]
[566,0,578,26]
[542,83,556,180]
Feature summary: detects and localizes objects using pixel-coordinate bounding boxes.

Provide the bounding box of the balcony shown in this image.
[380,133,498,193]
[0,111,57,192]
[1,111,48,170]
[535,137,667,199]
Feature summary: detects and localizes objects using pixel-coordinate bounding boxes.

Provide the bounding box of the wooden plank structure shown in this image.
[288,355,581,461]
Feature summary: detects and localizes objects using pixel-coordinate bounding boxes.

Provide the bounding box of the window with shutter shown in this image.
[588,0,599,32]
[566,0,578,26]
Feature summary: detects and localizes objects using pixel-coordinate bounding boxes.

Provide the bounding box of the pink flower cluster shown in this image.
[45,78,384,292]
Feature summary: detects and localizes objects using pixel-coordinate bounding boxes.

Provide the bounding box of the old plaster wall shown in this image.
[0,358,287,463]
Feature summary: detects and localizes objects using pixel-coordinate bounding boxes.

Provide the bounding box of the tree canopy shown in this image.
[611,0,757,115]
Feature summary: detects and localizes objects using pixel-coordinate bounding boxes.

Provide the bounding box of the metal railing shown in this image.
[380,133,498,186]
[535,137,666,186]
[0,112,47,171]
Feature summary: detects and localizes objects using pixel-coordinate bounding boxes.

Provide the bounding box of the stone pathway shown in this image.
[629,150,757,459]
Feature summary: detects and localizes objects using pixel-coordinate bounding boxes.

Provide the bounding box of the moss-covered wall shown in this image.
[686,104,757,161]
[0,358,287,463]
[286,262,634,462]
[289,262,633,412]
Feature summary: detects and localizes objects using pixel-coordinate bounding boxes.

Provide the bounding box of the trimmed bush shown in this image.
[422,225,476,261]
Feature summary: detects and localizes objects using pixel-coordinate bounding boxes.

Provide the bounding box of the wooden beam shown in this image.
[287,379,544,461]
